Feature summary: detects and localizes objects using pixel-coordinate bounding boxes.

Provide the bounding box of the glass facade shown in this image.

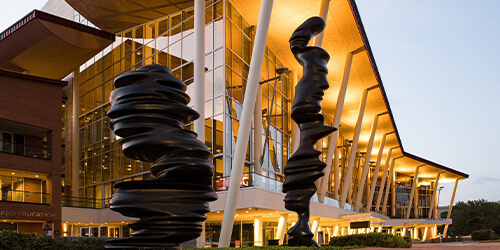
[65,0,295,202]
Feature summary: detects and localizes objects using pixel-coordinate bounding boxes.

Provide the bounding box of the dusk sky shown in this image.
[2,0,499,206]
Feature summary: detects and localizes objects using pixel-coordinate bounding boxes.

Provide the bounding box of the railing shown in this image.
[0,190,51,204]
[62,196,111,209]
[0,140,51,160]
[215,172,349,210]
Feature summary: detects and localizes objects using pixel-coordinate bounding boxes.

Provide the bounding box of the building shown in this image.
[0,69,64,236]
[0,0,468,246]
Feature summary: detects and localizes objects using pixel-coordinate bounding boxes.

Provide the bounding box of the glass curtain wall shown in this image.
[66,0,296,200]
[71,0,224,200]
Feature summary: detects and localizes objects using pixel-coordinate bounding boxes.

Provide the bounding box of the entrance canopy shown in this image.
[0,10,114,80]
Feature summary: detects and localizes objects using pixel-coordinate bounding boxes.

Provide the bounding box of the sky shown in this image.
[355,0,500,204]
[1,1,499,206]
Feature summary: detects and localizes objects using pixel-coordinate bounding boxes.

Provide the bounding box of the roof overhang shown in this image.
[64,0,194,33]
[340,211,390,223]
[0,10,115,80]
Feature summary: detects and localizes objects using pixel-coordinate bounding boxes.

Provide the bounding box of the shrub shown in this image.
[329,232,411,248]
[0,231,106,250]
[471,229,495,241]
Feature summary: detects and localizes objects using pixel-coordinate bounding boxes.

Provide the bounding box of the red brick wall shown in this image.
[0,72,63,236]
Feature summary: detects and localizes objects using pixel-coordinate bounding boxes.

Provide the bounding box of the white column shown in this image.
[312,0,331,47]
[406,165,422,219]
[319,52,353,203]
[340,89,368,208]
[375,147,395,211]
[254,85,263,174]
[382,157,398,214]
[291,71,299,153]
[194,0,205,141]
[277,214,288,245]
[366,133,388,211]
[254,216,263,246]
[443,178,459,237]
[333,225,339,237]
[355,114,379,211]
[391,163,396,217]
[428,172,441,219]
[219,1,274,247]
[71,74,79,197]
[333,145,340,200]
[311,218,320,241]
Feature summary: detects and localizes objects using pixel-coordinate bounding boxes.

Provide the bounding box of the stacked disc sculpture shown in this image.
[283,17,337,246]
[106,64,217,249]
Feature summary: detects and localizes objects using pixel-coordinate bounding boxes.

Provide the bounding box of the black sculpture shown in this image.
[106,64,217,249]
[283,17,337,246]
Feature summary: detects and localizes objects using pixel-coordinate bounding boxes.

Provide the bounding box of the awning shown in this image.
[64,0,193,33]
[0,10,115,80]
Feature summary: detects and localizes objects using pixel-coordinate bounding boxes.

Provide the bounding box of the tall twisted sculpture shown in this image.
[106,64,217,249]
[283,17,337,246]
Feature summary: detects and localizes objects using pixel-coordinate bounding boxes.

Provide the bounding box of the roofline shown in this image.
[347,0,404,151]
[0,69,67,87]
[0,10,115,42]
[346,0,468,179]
[403,152,469,179]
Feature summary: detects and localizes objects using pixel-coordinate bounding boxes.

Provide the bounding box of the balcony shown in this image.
[0,190,51,205]
[0,140,51,160]
[62,196,110,209]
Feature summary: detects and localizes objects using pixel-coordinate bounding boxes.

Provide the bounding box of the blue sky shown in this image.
[355,0,500,204]
[1,0,499,206]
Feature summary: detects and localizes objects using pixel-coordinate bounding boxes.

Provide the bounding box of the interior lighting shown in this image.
[11,172,14,175]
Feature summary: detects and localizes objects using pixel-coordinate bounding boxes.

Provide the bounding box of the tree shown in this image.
[447,199,500,236]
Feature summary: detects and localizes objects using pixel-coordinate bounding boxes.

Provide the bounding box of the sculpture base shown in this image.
[286,210,319,247]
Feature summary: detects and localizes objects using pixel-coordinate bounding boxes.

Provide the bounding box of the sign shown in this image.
[350,221,370,229]
[0,210,56,218]
[235,240,240,248]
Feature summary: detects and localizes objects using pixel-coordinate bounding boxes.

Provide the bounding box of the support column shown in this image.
[406,165,422,219]
[193,10,208,246]
[254,85,263,174]
[444,178,460,237]
[355,114,380,211]
[311,218,321,241]
[71,74,79,197]
[254,216,263,246]
[219,1,274,246]
[333,225,340,237]
[291,71,299,153]
[428,172,441,219]
[375,147,396,211]
[333,146,340,200]
[277,214,289,245]
[391,164,396,217]
[414,179,419,218]
[382,157,400,214]
[340,89,368,208]
[194,0,205,142]
[312,0,331,47]
[318,52,353,202]
[367,132,390,211]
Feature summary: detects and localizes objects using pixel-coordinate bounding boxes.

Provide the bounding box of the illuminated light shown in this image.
[248,208,252,210]
[217,211,220,213]
[11,172,14,175]
[269,213,272,215]
[246,211,248,213]
[35,175,39,177]
[235,214,238,216]
[3,220,6,222]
